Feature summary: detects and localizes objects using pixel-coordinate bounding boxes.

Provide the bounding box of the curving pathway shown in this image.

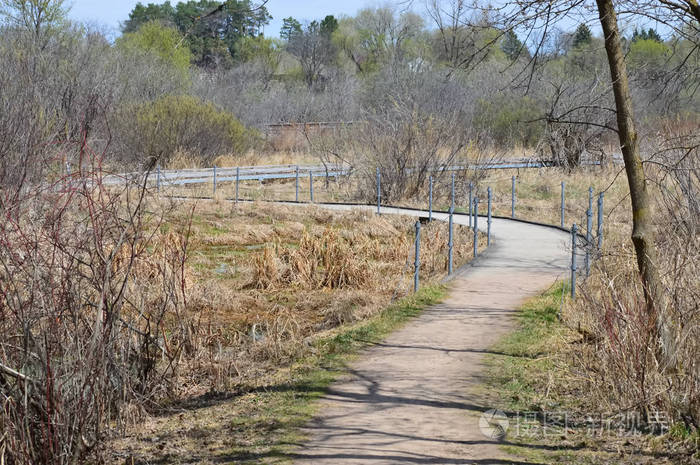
[290,205,571,465]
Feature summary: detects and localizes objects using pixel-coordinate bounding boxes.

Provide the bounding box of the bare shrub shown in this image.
[534,55,615,169]
[572,231,700,427]
[473,94,544,148]
[652,121,700,235]
[192,64,361,129]
[0,18,207,461]
[0,24,110,187]
[569,135,700,428]
[0,145,193,464]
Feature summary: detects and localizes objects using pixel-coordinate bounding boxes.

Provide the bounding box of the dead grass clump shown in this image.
[252,244,282,289]
[168,149,307,170]
[247,307,305,364]
[319,228,371,288]
[321,291,377,327]
[167,149,202,169]
[251,228,372,290]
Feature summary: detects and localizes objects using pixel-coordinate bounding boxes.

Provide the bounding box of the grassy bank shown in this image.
[487,282,570,413]
[486,283,700,464]
[110,285,446,464]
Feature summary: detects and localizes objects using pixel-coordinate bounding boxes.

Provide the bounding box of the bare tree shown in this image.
[325,66,482,201]
[0,0,68,48]
[536,52,617,168]
[427,0,481,67]
[287,21,334,87]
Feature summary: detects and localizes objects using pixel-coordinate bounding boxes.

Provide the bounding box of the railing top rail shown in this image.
[101,157,608,187]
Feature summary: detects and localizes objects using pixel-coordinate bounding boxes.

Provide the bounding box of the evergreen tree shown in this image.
[501,29,525,61]
[280,16,301,41]
[631,27,662,43]
[572,23,592,48]
[320,15,338,38]
[123,2,176,33]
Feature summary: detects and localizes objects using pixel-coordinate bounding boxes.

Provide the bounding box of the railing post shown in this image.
[511,175,516,218]
[414,221,421,292]
[560,181,565,228]
[310,171,314,203]
[468,181,473,228]
[428,176,433,222]
[156,165,161,193]
[213,165,217,195]
[487,187,492,247]
[586,187,593,276]
[376,167,381,215]
[448,203,454,275]
[597,192,604,250]
[295,165,299,202]
[235,166,240,204]
[571,224,578,300]
[451,173,455,213]
[473,197,479,258]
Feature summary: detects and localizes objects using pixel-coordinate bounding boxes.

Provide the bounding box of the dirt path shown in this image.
[292,207,571,465]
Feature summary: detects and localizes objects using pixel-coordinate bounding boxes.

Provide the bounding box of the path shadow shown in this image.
[351,338,536,359]
[212,447,552,464]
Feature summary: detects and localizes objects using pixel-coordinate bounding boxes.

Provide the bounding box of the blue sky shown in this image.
[65,1,661,41]
[67,0,382,37]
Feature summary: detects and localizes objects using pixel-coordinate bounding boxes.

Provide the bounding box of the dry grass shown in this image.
[160,169,354,205]
[484,166,630,227]
[154,200,482,394]
[166,149,318,170]
[145,141,699,462]
[102,157,697,463]
[161,164,632,236]
[492,162,700,436]
[487,284,700,465]
[161,147,624,219]
[101,199,484,463]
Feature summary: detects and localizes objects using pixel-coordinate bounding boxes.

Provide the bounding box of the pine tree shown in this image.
[631,27,662,43]
[572,23,592,48]
[280,16,302,41]
[320,15,338,38]
[501,29,525,61]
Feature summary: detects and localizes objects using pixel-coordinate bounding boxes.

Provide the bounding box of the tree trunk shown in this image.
[595,0,675,369]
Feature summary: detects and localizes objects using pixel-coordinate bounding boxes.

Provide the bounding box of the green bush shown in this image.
[116,21,192,75]
[124,95,255,165]
[473,95,544,147]
[628,38,670,70]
